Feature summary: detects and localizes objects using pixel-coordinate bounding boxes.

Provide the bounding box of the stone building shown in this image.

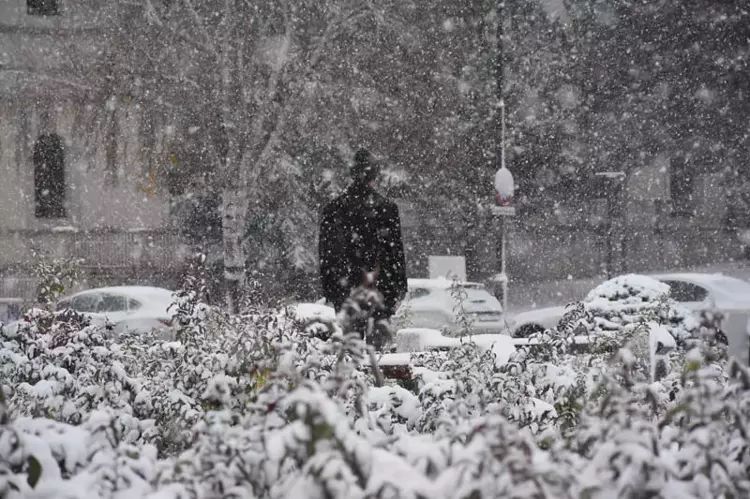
[0,0,186,301]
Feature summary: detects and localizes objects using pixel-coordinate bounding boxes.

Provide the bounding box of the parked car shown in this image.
[509,272,750,363]
[289,279,509,337]
[393,278,509,336]
[3,286,177,338]
[58,286,177,337]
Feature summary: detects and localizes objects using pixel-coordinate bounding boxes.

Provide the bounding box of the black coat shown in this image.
[319,183,407,313]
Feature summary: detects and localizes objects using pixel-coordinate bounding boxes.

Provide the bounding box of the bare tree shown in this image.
[108,0,407,311]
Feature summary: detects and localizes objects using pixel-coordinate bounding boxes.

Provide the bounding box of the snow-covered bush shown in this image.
[583,273,699,344]
[30,252,83,308]
[502,275,709,433]
[3,269,750,498]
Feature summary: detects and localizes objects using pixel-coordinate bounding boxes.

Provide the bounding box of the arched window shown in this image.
[33,134,66,218]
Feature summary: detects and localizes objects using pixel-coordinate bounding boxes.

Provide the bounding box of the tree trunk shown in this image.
[222,187,248,313]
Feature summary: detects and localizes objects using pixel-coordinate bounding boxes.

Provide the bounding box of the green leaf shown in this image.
[685,360,701,372]
[27,456,42,489]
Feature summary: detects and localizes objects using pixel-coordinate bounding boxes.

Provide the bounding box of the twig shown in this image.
[182,0,219,56]
[143,0,164,27]
[366,318,385,387]
[369,348,385,388]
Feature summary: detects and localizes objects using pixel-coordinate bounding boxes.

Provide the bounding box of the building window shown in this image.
[670,157,694,216]
[33,134,66,219]
[27,0,60,16]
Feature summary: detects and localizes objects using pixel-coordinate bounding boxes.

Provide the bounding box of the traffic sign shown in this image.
[494,166,515,205]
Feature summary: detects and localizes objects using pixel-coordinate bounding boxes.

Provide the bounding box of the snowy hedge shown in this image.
[0,272,747,498]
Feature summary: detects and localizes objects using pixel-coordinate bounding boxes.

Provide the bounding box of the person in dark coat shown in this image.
[319,149,408,320]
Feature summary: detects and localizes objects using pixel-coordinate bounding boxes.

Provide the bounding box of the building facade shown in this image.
[0,0,187,300]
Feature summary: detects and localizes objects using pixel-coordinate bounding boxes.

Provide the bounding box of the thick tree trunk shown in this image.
[222,187,248,313]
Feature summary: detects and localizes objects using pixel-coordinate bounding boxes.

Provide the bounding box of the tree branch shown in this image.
[239,4,366,191]
[181,0,219,56]
[266,0,292,102]
[143,0,164,27]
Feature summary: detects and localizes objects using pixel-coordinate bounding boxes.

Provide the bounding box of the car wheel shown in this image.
[514,323,545,338]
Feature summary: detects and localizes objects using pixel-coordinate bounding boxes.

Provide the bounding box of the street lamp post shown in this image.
[495,1,505,167]
[493,167,514,311]
[490,1,514,312]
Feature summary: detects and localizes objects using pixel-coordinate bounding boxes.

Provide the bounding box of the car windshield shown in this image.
[97,294,128,313]
[71,294,101,313]
[69,292,129,313]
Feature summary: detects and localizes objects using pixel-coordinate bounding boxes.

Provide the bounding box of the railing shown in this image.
[0,229,191,299]
[69,230,190,269]
[0,229,190,270]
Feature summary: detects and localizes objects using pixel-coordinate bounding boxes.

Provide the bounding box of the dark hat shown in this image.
[350,148,380,183]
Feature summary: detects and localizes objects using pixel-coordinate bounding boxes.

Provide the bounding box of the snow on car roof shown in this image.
[585,274,670,304]
[68,286,174,300]
[650,272,748,285]
[651,272,750,294]
[408,278,484,290]
[651,272,750,303]
[509,306,568,322]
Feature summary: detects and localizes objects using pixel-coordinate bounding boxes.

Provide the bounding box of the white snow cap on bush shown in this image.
[585,273,670,309]
[581,273,698,341]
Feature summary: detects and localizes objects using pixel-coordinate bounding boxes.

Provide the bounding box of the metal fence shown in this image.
[68,230,189,269]
[0,229,190,299]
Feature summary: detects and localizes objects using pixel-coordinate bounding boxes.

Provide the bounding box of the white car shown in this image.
[394,278,509,336]
[510,273,750,361]
[3,286,177,338]
[56,286,177,337]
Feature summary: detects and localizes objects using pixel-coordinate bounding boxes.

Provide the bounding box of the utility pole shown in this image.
[495,1,505,167]
[490,1,514,313]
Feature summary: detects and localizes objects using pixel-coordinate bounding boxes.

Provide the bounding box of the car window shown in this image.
[97,293,128,313]
[408,288,431,300]
[661,280,709,302]
[128,298,142,311]
[71,293,102,313]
